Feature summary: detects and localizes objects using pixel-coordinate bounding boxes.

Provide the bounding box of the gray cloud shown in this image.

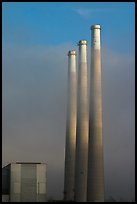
[2,43,135,201]
[101,48,135,201]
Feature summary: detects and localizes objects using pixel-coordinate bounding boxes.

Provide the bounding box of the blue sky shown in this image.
[2,2,135,201]
[2,2,135,53]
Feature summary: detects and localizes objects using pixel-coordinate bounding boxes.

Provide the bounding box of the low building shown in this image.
[2,162,47,202]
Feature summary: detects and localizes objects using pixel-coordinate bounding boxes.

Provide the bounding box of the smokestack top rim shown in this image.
[67,50,76,56]
[78,40,87,45]
[91,24,101,30]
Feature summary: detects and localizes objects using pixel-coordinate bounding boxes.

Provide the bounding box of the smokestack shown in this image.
[75,40,89,202]
[64,50,77,201]
[87,24,104,202]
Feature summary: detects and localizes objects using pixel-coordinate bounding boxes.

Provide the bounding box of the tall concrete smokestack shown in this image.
[75,40,89,202]
[87,24,104,202]
[64,50,77,201]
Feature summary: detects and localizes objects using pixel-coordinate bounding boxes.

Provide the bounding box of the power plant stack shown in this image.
[64,25,104,202]
[64,50,77,201]
[75,40,89,202]
[87,25,104,202]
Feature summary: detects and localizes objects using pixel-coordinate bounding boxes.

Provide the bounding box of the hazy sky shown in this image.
[2,2,135,201]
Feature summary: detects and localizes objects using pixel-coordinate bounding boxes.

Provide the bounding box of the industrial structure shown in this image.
[64,50,77,201]
[2,24,104,203]
[64,25,104,202]
[87,24,104,202]
[2,162,47,202]
[74,40,89,202]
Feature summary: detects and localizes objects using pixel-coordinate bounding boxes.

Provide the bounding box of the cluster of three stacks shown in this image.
[64,24,104,202]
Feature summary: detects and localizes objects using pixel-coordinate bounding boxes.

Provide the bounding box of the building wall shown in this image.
[2,165,10,195]
[36,164,47,202]
[20,163,37,202]
[10,163,21,202]
[2,163,47,202]
[2,195,10,202]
